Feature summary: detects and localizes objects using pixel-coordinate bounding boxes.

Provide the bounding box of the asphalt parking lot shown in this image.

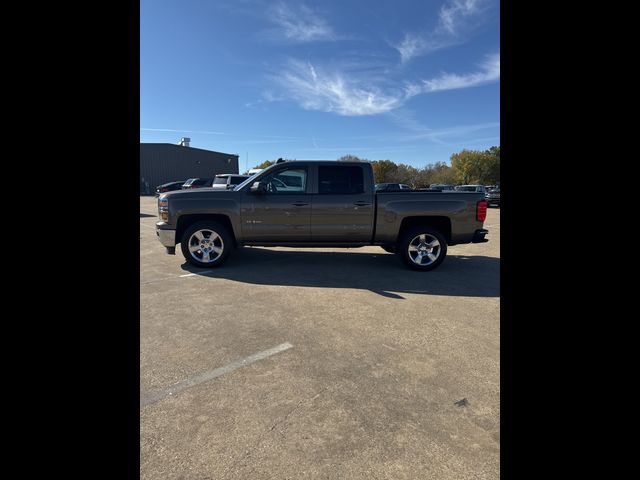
[140,195,500,479]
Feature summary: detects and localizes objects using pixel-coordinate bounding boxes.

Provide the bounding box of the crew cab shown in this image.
[156,161,489,271]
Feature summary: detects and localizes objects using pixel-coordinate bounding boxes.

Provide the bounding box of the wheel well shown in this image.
[399,216,452,244]
[176,214,237,246]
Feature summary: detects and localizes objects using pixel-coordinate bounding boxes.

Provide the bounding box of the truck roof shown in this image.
[267,160,367,166]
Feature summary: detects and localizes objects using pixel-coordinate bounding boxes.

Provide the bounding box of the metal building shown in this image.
[140,138,239,194]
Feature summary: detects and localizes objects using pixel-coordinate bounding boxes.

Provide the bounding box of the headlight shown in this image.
[158,196,169,221]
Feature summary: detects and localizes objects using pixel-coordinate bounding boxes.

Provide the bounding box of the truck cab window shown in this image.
[261,167,307,193]
[318,166,364,194]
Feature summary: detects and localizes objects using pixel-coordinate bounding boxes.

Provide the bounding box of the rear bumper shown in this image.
[472,229,489,243]
[156,222,176,250]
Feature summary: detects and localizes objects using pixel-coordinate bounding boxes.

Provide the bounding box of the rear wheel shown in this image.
[398,226,447,271]
[180,221,232,268]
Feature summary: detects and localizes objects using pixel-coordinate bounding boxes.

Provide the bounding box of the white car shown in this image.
[454,185,487,193]
[211,174,251,190]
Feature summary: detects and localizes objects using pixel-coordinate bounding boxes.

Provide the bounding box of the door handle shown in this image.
[354,201,371,206]
[291,202,309,206]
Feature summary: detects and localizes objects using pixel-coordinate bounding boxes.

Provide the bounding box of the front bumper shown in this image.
[156,222,176,252]
[472,229,489,243]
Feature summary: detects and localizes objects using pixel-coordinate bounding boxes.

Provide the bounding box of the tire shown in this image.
[398,226,447,271]
[381,245,396,253]
[180,221,232,268]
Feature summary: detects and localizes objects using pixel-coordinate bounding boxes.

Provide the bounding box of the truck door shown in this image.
[311,164,374,242]
[240,165,311,242]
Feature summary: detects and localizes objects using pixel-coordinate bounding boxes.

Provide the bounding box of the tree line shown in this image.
[249,146,500,188]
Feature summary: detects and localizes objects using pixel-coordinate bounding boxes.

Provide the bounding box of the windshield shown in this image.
[230,176,248,185]
[213,177,228,185]
[456,186,479,192]
[192,179,210,186]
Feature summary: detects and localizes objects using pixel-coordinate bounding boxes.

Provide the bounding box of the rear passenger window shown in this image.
[318,166,364,194]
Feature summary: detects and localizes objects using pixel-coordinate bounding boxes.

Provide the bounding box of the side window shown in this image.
[318,166,364,194]
[261,167,307,194]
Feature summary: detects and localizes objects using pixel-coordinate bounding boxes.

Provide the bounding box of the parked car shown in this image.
[182,178,213,189]
[455,185,487,193]
[485,187,500,207]
[375,183,411,192]
[211,174,251,190]
[156,161,489,271]
[428,184,455,192]
[155,181,185,196]
[247,168,263,175]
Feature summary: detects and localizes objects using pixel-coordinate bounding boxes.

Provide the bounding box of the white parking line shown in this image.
[178,271,220,278]
[485,224,500,228]
[140,270,220,285]
[140,342,293,408]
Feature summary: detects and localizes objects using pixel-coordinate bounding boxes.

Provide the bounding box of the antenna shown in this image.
[246,152,248,173]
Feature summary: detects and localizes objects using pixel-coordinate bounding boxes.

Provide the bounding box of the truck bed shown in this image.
[374,191,486,245]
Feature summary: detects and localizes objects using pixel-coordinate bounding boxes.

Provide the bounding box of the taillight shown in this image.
[477,200,488,222]
[160,188,168,192]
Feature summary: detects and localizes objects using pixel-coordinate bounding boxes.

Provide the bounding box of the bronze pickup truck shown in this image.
[156,160,489,271]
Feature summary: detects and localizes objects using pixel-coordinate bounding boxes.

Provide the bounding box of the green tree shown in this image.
[388,163,420,188]
[450,150,487,184]
[483,146,500,184]
[428,162,457,185]
[337,154,362,162]
[370,160,398,183]
[254,160,275,169]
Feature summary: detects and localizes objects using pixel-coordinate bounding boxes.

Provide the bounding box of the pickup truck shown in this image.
[156,160,489,271]
[485,187,500,207]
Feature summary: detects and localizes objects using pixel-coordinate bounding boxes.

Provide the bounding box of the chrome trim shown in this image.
[156,227,176,248]
[407,233,442,266]
[186,229,225,264]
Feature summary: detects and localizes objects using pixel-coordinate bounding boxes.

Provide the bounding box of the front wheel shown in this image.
[398,226,447,271]
[180,221,232,268]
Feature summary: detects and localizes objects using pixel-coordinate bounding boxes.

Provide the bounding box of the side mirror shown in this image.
[250,181,267,194]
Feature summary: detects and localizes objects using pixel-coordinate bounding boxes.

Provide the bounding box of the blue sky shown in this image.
[140,0,499,171]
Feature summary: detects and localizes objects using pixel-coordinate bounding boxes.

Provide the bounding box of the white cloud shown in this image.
[421,53,499,92]
[139,128,227,135]
[272,60,409,116]
[267,2,336,42]
[396,33,428,64]
[395,32,457,64]
[438,0,482,35]
[271,54,499,116]
[393,0,489,63]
